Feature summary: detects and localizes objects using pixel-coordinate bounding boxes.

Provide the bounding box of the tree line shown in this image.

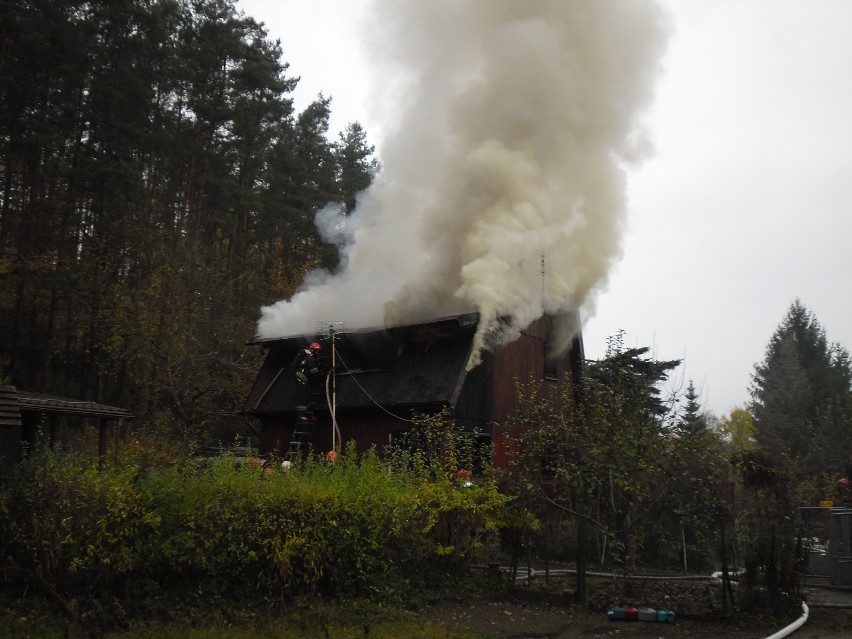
[0,0,377,437]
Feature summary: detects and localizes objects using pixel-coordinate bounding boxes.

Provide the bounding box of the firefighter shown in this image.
[291,342,322,423]
[292,342,321,383]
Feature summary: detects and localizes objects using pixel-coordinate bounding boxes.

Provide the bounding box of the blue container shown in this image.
[607,607,626,621]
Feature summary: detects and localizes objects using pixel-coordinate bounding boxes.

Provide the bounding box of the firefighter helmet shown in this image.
[309,342,321,352]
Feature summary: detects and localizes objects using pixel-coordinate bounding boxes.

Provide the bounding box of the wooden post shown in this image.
[98,417,107,471]
[49,414,58,449]
[114,417,123,466]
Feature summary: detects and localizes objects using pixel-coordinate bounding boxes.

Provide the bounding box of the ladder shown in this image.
[285,388,321,463]
[286,425,312,462]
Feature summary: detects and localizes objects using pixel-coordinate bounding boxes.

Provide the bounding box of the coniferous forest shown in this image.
[0,0,377,439]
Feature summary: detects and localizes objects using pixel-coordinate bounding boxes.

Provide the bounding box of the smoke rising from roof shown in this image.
[257,0,670,365]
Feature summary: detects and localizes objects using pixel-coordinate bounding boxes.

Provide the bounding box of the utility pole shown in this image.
[319,321,344,452]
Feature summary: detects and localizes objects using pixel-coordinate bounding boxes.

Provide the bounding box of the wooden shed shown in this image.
[243,313,583,469]
[0,385,133,472]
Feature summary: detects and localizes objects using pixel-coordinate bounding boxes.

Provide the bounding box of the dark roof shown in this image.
[15,390,133,419]
[245,313,478,414]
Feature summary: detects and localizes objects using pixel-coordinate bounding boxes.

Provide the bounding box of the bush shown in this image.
[0,451,157,631]
[0,445,507,633]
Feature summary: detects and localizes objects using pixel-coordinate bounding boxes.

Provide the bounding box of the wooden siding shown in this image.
[260,407,431,459]
[0,386,22,428]
[490,317,571,421]
[0,386,23,472]
[454,351,492,432]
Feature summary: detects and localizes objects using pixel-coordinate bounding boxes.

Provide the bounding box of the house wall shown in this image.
[489,317,578,469]
[454,352,492,432]
[259,408,430,460]
[491,317,573,420]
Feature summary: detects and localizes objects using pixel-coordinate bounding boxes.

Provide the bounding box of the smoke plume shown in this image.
[257,0,670,366]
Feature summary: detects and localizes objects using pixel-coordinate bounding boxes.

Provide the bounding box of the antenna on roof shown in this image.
[317,321,346,336]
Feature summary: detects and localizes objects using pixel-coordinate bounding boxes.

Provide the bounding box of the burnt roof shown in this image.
[244,313,479,414]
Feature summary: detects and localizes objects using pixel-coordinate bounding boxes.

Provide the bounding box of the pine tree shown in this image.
[749,299,852,473]
[0,0,376,440]
[586,330,681,422]
[334,122,379,214]
[677,380,708,435]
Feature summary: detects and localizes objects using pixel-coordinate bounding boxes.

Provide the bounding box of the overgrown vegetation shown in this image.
[0,439,506,637]
[500,333,731,585]
[499,308,852,618]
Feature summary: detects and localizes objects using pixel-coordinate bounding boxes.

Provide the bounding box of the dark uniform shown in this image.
[291,342,322,423]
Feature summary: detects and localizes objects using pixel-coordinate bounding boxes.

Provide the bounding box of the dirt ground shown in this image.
[421,596,852,638]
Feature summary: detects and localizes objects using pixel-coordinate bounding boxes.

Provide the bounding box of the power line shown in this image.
[334,349,416,423]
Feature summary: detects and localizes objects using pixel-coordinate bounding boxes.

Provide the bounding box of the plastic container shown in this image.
[656,609,675,623]
[637,607,657,621]
[607,607,626,621]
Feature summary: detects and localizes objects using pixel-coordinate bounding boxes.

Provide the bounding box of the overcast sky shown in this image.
[238,0,852,417]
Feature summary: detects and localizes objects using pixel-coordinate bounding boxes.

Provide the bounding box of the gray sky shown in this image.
[238,0,852,417]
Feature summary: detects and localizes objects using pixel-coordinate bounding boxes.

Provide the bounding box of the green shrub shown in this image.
[0,445,508,634]
[0,451,158,630]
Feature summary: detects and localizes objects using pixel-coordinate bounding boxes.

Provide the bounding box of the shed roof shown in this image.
[14,389,133,419]
[245,313,479,414]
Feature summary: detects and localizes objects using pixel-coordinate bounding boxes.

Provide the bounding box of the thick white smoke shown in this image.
[257,0,670,366]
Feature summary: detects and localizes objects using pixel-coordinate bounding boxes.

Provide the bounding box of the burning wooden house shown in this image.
[243,313,583,469]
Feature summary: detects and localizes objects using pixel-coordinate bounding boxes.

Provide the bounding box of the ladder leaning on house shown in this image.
[285,385,322,463]
[285,422,312,462]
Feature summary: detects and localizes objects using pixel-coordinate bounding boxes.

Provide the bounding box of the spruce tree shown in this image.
[749,299,852,473]
[678,380,708,435]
